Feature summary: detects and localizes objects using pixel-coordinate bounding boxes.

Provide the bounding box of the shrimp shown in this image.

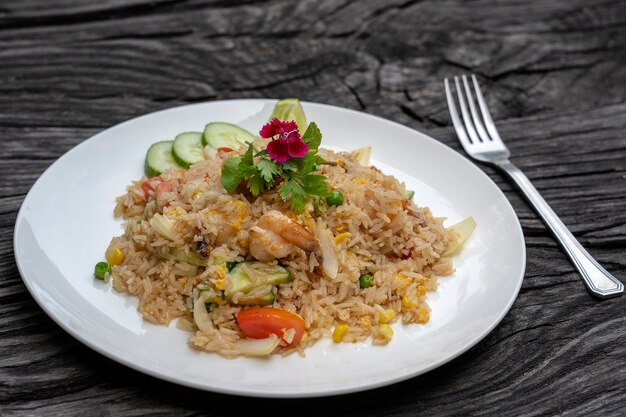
[249,210,318,261]
[204,199,249,245]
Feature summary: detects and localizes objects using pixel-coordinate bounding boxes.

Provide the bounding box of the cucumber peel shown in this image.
[145,141,181,177]
[172,132,205,168]
[202,122,254,149]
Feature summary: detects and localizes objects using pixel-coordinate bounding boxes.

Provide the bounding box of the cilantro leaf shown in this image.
[237,144,257,178]
[221,119,333,214]
[247,174,265,197]
[300,153,326,175]
[279,179,310,213]
[221,156,243,192]
[241,143,254,165]
[282,158,306,172]
[302,122,321,152]
[257,158,279,183]
[300,173,331,198]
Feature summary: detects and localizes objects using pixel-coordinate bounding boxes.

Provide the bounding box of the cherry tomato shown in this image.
[237,307,305,347]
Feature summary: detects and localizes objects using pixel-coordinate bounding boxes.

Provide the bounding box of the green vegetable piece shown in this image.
[169,248,208,267]
[225,261,238,271]
[301,122,321,152]
[225,261,291,304]
[359,274,373,289]
[94,262,112,280]
[145,140,180,178]
[172,131,205,168]
[405,190,415,200]
[202,122,254,149]
[326,190,344,206]
[136,219,142,224]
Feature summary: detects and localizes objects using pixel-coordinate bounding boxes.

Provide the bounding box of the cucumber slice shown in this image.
[145,141,180,177]
[172,132,205,168]
[225,261,291,303]
[169,248,208,267]
[202,122,254,150]
[237,288,276,306]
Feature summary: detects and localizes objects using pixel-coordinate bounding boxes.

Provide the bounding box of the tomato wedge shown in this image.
[237,307,305,347]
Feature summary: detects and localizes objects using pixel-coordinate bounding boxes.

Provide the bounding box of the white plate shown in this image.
[14,99,525,398]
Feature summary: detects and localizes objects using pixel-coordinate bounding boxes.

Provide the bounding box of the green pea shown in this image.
[94,262,112,280]
[326,190,344,206]
[359,274,373,289]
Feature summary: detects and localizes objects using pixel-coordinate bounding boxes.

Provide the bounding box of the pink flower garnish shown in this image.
[260,118,308,162]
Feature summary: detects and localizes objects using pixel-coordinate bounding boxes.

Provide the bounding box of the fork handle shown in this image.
[495,160,624,299]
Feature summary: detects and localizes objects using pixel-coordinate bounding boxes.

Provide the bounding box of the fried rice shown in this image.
[106,144,455,358]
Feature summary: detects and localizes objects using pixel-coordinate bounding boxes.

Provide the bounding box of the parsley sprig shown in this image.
[221,122,331,213]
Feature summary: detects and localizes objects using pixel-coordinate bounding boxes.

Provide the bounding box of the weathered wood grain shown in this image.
[1,0,626,416]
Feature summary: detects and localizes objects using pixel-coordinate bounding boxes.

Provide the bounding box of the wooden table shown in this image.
[2,1,625,415]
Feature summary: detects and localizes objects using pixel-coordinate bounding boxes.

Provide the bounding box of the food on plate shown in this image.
[97,99,475,357]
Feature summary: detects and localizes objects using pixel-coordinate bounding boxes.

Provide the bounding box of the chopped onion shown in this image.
[317,223,338,279]
[150,213,177,240]
[350,146,371,167]
[234,334,280,356]
[193,297,215,333]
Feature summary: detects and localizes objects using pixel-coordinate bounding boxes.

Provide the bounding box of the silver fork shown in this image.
[445,74,624,299]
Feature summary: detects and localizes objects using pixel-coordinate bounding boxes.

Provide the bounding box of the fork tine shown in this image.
[453,76,481,144]
[471,74,503,143]
[462,75,491,143]
[444,78,473,151]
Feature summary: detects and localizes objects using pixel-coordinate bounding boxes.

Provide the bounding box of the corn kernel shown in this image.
[215,278,226,291]
[417,285,427,297]
[334,232,351,245]
[379,309,395,324]
[214,265,227,279]
[417,305,430,323]
[394,275,411,291]
[106,248,125,266]
[356,178,369,185]
[378,324,394,341]
[333,324,349,343]
[402,294,419,308]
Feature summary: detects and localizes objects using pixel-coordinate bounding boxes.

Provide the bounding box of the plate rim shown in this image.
[13,98,526,398]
